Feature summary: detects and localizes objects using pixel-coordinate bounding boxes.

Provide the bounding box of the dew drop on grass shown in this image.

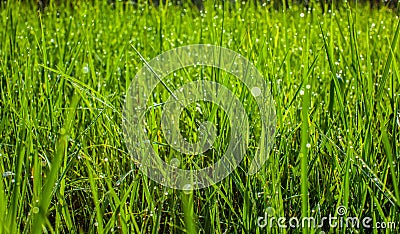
[32,207,40,214]
[251,86,261,97]
[83,64,89,74]
[265,207,275,216]
[2,171,14,177]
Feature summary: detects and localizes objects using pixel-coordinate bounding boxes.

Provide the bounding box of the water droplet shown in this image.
[251,86,261,97]
[59,128,66,135]
[2,171,15,177]
[266,207,275,216]
[83,64,89,74]
[32,207,40,214]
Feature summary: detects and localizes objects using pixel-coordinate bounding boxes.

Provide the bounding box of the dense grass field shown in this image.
[1,0,399,233]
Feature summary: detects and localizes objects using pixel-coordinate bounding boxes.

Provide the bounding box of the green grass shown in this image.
[1,0,399,233]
